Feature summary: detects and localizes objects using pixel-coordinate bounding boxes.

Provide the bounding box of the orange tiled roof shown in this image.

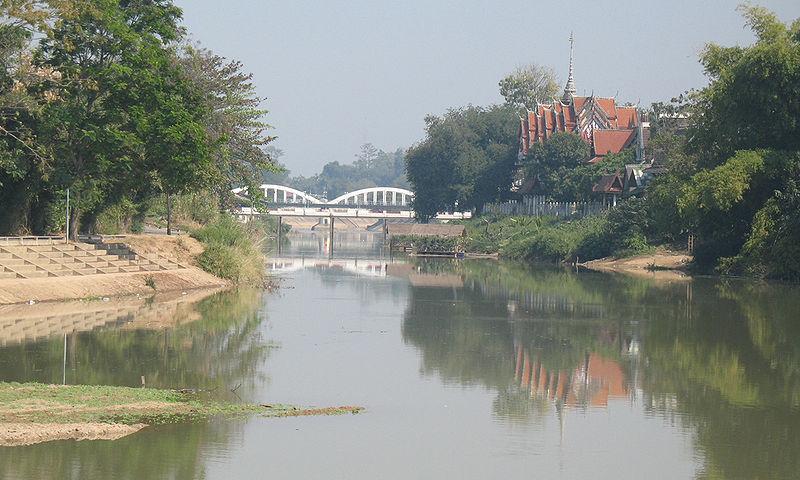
[519,96,640,160]
[616,106,638,129]
[592,129,636,156]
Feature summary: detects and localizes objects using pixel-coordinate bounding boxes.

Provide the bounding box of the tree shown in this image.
[523,132,591,201]
[35,0,212,239]
[406,105,518,220]
[0,0,68,234]
[670,6,800,276]
[498,64,559,113]
[176,45,278,209]
[690,5,800,167]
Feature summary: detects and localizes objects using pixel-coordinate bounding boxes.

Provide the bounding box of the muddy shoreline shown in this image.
[0,383,363,447]
[582,249,692,281]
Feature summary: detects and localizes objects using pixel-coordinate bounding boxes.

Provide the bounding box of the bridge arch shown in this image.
[232,184,323,204]
[329,187,415,206]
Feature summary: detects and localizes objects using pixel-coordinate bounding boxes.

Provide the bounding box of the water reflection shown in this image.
[0,289,274,392]
[400,259,800,479]
[0,288,275,479]
[1,233,799,479]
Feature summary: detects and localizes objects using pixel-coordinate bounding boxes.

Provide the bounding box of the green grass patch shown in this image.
[0,382,363,427]
[192,215,266,285]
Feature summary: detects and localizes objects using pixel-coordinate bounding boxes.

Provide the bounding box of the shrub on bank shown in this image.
[462,212,654,263]
[192,215,265,284]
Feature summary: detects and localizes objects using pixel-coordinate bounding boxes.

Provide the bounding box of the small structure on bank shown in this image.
[386,224,466,257]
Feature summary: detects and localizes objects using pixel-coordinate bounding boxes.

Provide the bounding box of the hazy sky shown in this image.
[174,0,800,176]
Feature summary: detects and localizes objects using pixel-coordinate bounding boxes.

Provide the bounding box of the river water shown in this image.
[0,231,799,479]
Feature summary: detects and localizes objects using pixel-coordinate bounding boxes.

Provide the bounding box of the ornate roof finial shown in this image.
[562,32,576,103]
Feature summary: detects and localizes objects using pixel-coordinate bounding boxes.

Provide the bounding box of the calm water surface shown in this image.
[0,231,799,479]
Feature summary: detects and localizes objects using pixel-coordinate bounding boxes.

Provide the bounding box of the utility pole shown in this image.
[65,188,70,244]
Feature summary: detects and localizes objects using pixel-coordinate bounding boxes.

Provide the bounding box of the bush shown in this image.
[192,215,249,248]
[191,215,265,284]
[197,243,243,282]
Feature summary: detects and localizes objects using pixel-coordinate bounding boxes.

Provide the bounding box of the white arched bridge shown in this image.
[232,184,470,220]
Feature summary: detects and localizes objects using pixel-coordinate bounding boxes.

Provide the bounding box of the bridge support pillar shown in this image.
[329,215,335,257]
[277,216,282,254]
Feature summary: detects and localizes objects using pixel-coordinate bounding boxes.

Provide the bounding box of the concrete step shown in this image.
[0,272,18,279]
[7,264,41,273]
[108,260,133,267]
[0,252,13,260]
[98,267,121,274]
[75,268,100,276]
[53,270,80,277]
[25,245,59,252]
[52,245,80,252]
[20,271,49,279]
[1,258,27,266]
[121,266,143,273]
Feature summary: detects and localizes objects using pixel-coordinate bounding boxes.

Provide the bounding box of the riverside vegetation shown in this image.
[408,6,800,281]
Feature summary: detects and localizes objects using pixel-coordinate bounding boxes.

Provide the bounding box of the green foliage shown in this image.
[192,214,249,248]
[678,150,766,218]
[523,132,629,202]
[391,235,462,253]
[0,1,275,237]
[406,104,519,220]
[692,5,800,165]
[462,214,651,263]
[192,215,264,284]
[176,45,278,208]
[93,198,138,234]
[498,64,559,112]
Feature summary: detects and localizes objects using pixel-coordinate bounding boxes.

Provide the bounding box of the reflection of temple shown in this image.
[514,344,629,408]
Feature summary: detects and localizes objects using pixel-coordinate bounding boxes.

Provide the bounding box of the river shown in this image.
[0,230,798,479]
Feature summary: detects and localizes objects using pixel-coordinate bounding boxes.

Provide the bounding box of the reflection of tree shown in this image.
[400,263,640,422]
[0,289,273,394]
[641,280,800,479]
[0,422,238,480]
[403,259,800,478]
[0,289,275,479]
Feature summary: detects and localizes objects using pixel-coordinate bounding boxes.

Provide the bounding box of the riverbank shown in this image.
[582,249,692,280]
[459,215,693,278]
[0,382,362,446]
[0,235,229,305]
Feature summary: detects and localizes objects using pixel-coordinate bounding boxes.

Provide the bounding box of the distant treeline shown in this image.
[263,143,409,200]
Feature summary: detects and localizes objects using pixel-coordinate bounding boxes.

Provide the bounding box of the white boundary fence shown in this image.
[484,196,608,218]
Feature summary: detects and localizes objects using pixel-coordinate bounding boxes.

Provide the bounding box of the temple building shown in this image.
[516,34,648,177]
